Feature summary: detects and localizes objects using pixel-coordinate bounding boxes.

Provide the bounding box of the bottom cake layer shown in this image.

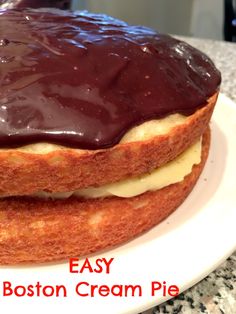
[0,128,210,264]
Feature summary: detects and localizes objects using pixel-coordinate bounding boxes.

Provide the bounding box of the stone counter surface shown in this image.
[142,37,236,314]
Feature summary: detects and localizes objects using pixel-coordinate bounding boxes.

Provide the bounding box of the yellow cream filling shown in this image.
[35,137,202,199]
[10,113,187,154]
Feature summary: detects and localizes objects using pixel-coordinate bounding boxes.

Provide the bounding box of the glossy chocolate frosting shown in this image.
[0,9,221,149]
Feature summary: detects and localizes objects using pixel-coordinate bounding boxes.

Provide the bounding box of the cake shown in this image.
[0,9,221,264]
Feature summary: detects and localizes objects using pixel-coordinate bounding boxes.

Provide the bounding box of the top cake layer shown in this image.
[0,9,221,149]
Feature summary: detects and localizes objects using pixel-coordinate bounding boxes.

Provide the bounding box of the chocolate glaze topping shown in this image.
[0,9,221,149]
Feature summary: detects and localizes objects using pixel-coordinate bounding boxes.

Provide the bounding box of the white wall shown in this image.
[72,0,224,40]
[73,0,193,36]
[191,0,223,40]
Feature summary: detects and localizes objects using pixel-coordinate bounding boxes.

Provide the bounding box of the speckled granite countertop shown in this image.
[142,37,236,314]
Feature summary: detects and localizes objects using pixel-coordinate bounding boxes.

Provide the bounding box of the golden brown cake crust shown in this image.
[0,93,217,197]
[0,128,210,264]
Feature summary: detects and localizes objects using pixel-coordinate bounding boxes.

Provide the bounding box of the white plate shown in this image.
[1,94,236,314]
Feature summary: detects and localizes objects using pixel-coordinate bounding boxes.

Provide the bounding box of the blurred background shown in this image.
[0,0,235,42]
[71,0,236,42]
[72,0,224,40]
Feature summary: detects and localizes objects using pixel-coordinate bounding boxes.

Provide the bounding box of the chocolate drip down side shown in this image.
[0,9,221,149]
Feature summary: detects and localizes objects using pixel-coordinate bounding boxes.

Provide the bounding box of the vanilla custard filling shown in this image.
[34,137,202,199]
[12,113,188,154]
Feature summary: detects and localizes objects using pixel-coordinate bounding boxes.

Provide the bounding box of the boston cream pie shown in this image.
[0,9,220,263]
